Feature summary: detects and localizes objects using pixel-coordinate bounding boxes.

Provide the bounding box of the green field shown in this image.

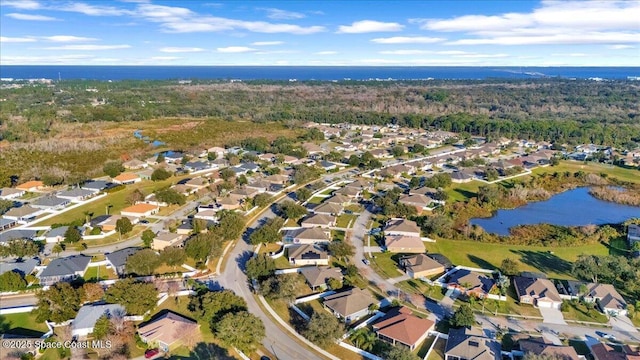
[336,214,358,228]
[1,312,49,335]
[425,239,610,279]
[367,252,404,279]
[446,181,483,201]
[562,301,608,324]
[306,196,324,205]
[533,161,640,184]
[83,265,118,281]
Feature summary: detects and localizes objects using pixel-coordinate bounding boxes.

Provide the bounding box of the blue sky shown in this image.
[1,0,638,66]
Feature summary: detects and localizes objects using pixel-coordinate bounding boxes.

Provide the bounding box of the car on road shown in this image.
[140,219,149,224]
[362,259,370,265]
[145,349,160,358]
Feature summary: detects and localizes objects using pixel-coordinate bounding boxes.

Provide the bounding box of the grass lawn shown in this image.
[1,312,49,335]
[396,279,446,301]
[154,263,187,274]
[258,243,282,255]
[562,301,609,324]
[344,204,364,213]
[336,214,358,228]
[417,335,437,358]
[332,230,346,242]
[533,161,640,184]
[307,196,324,205]
[367,252,404,279]
[447,181,482,202]
[284,218,299,227]
[296,299,325,318]
[319,188,334,196]
[427,337,446,360]
[425,238,610,279]
[274,254,292,269]
[84,265,118,281]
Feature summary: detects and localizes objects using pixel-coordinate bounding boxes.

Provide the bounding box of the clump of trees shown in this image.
[249,217,284,245]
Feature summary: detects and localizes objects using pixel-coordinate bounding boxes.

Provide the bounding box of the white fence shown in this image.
[290,304,310,321]
[486,294,508,301]
[293,290,336,304]
[83,230,116,240]
[0,305,35,315]
[339,342,383,360]
[87,260,109,267]
[274,268,301,275]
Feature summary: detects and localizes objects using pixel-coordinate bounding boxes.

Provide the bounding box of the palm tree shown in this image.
[350,328,376,351]
[52,243,63,258]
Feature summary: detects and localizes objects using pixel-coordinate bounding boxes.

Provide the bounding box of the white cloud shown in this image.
[216,46,256,53]
[337,20,404,34]
[42,35,97,42]
[151,56,181,60]
[379,50,433,55]
[159,47,205,53]
[6,12,58,21]
[0,36,36,43]
[260,8,305,20]
[0,0,41,10]
[609,44,635,49]
[419,1,640,46]
[371,36,445,44]
[43,44,131,50]
[315,51,338,55]
[1,54,95,65]
[58,2,134,16]
[551,53,590,57]
[251,41,284,46]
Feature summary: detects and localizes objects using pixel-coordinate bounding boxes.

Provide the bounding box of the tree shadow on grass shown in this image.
[169,342,234,360]
[467,254,496,270]
[510,250,572,276]
[453,188,477,199]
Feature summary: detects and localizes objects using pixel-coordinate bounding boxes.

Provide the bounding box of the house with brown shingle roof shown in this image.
[513,276,563,309]
[300,214,336,229]
[299,266,343,290]
[583,283,628,316]
[400,254,445,279]
[287,244,330,266]
[138,311,200,352]
[518,338,579,360]
[384,235,425,253]
[384,219,421,238]
[324,194,351,206]
[372,307,435,351]
[323,288,376,324]
[445,327,501,360]
[283,227,330,245]
[448,269,496,298]
[334,186,361,198]
[592,343,640,360]
[311,202,343,216]
[398,194,437,213]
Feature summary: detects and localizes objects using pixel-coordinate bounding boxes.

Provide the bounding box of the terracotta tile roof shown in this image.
[16,181,43,190]
[373,307,434,347]
[113,172,140,182]
[121,203,157,214]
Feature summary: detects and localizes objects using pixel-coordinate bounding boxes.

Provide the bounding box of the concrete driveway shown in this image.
[539,307,567,325]
[610,315,638,333]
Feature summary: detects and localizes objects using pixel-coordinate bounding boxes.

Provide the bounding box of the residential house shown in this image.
[120,203,158,218]
[31,196,69,210]
[265,174,290,185]
[81,180,113,192]
[319,160,337,171]
[152,232,185,251]
[287,244,330,266]
[0,258,39,276]
[0,218,17,231]
[311,202,343,216]
[16,181,44,192]
[283,227,330,244]
[444,327,501,360]
[112,172,142,185]
[43,226,72,243]
[384,235,425,253]
[513,276,563,309]
[171,184,196,196]
[194,205,221,222]
[0,230,36,246]
[57,188,96,202]
[299,266,343,290]
[451,171,473,183]
[345,179,373,191]
[96,215,139,232]
[399,254,445,279]
[163,151,185,163]
[302,143,324,155]
[323,288,376,324]
[246,180,271,193]
[0,187,24,200]
[518,338,579,360]
[230,187,260,199]
[591,343,640,360]
[138,311,200,352]
[409,187,438,197]
[38,255,91,286]
[2,205,42,223]
[370,149,392,159]
[301,214,336,229]
[448,270,496,298]
[207,146,225,159]
[217,196,242,211]
[123,159,148,170]
[372,307,435,351]
[398,194,437,213]
[325,194,351,206]
[143,194,168,207]
[628,224,640,245]
[72,304,126,338]
[384,219,421,238]
[334,186,361,198]
[184,161,210,172]
[583,283,628,316]
[105,248,140,276]
[379,164,414,179]
[0,334,40,358]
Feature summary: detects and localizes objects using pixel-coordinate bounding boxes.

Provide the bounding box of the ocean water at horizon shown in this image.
[0,65,638,81]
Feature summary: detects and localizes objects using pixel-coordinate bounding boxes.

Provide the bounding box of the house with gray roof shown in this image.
[3,205,42,223]
[0,257,40,276]
[81,180,113,192]
[299,266,343,290]
[0,218,17,231]
[38,255,91,286]
[72,303,125,338]
[105,248,140,276]
[43,226,70,243]
[57,188,96,202]
[323,288,376,324]
[31,196,69,210]
[0,229,37,244]
[0,187,24,200]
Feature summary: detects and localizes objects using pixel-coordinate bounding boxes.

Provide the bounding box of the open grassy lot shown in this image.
[446,181,483,202]
[533,161,640,184]
[425,239,610,279]
[306,196,324,205]
[562,301,609,324]
[367,252,404,279]
[336,214,358,228]
[0,312,49,335]
[83,265,118,281]
[459,287,542,318]
[396,279,446,301]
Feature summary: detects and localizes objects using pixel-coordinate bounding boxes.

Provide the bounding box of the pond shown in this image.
[470,187,640,235]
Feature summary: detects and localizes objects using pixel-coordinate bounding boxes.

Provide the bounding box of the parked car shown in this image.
[362,259,370,265]
[145,349,160,358]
